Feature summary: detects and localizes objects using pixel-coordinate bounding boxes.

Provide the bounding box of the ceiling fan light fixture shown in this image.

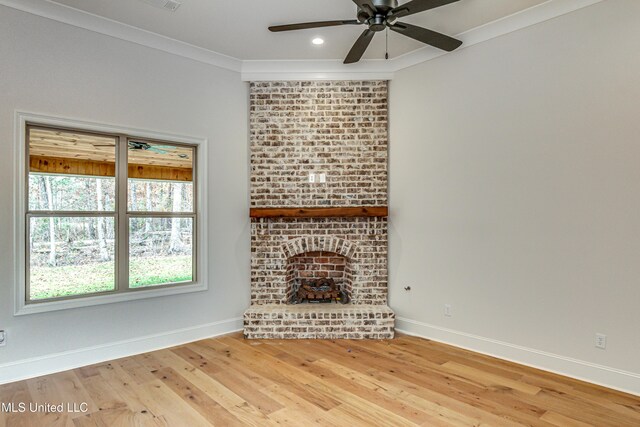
[312,37,325,45]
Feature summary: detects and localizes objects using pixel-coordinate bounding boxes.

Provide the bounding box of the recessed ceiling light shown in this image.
[312,38,325,46]
[138,0,181,12]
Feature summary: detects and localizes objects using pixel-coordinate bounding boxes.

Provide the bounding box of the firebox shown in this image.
[285,251,352,304]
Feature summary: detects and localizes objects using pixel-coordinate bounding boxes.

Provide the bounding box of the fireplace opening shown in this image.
[293,277,347,304]
[285,251,352,304]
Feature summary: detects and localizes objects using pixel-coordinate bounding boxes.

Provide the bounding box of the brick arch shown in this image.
[281,236,358,259]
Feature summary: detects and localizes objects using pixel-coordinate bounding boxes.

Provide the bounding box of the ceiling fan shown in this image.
[94,141,190,159]
[128,141,189,159]
[269,0,463,64]
[128,141,173,154]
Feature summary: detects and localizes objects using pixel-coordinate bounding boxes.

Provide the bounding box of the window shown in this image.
[25,124,197,305]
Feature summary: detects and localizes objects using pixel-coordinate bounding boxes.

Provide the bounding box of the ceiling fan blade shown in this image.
[344,29,375,64]
[148,148,169,154]
[269,20,360,32]
[352,0,377,17]
[390,0,459,20]
[389,22,462,51]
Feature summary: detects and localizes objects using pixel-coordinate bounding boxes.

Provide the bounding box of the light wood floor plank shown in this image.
[25,376,74,427]
[1,332,639,427]
[168,347,284,416]
[130,380,212,427]
[539,411,594,427]
[0,382,36,427]
[154,349,278,426]
[319,339,538,425]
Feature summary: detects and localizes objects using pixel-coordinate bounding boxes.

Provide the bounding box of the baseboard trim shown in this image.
[396,317,640,396]
[0,317,243,385]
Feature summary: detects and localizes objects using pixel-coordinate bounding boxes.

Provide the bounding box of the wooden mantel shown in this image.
[250,207,388,219]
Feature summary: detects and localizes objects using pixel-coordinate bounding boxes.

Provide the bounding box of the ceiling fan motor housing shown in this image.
[360,0,398,31]
[372,0,398,12]
[368,16,386,32]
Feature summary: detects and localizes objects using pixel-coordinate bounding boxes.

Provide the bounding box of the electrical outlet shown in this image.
[319,173,326,183]
[0,330,6,347]
[308,173,316,183]
[444,304,452,317]
[595,333,607,350]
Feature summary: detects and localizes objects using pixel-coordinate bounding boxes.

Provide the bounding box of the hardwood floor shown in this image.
[1,333,639,426]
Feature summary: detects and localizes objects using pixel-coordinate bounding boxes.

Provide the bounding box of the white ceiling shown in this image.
[49,0,548,61]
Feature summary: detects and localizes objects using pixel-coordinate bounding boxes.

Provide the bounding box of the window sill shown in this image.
[14,282,208,316]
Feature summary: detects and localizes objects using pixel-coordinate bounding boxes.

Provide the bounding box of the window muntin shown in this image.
[26,125,197,304]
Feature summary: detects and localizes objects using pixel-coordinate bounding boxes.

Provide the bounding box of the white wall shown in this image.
[389,0,640,394]
[0,6,250,380]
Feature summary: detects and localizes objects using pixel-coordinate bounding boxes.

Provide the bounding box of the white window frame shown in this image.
[13,112,209,315]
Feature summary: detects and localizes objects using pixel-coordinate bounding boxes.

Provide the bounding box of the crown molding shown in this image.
[1,0,604,81]
[241,59,395,82]
[0,0,242,72]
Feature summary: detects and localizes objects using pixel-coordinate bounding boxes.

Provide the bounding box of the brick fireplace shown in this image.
[244,81,395,339]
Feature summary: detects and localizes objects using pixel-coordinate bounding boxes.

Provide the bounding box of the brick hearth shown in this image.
[244,80,394,339]
[244,305,395,340]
